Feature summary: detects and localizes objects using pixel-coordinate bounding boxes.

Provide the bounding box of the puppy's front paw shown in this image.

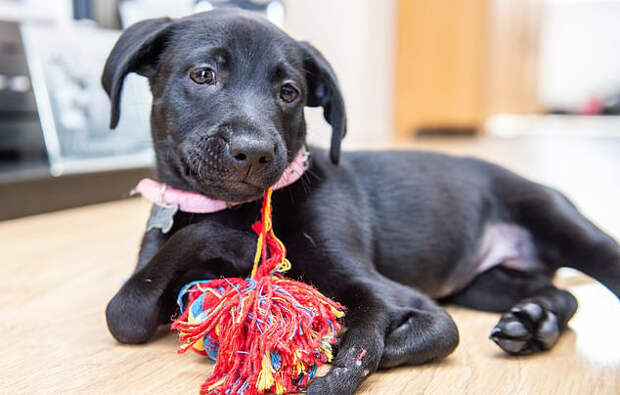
[307,366,365,395]
[307,346,370,395]
[106,280,161,344]
[490,302,559,354]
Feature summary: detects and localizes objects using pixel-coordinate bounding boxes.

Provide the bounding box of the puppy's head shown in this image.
[102,9,346,202]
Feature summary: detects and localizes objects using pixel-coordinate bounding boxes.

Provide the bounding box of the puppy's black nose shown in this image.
[229,136,275,168]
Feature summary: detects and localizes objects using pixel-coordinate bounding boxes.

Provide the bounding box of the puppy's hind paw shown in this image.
[490,301,560,355]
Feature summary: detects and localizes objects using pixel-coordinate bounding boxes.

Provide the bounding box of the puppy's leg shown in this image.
[499,177,620,297]
[308,275,458,394]
[446,267,577,354]
[106,221,256,344]
[379,280,459,368]
[135,228,168,272]
[307,278,391,395]
[526,188,620,297]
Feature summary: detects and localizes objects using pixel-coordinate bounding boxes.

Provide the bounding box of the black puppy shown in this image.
[102,9,620,395]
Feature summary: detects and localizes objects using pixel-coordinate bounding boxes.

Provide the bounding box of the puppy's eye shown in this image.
[189,67,216,85]
[280,83,299,103]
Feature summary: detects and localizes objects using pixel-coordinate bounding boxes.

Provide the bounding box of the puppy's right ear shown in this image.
[101,17,173,129]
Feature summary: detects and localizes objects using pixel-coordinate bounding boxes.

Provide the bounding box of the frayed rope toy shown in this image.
[172,188,345,395]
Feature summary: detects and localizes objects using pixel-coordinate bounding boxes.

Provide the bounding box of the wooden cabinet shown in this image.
[395,0,542,138]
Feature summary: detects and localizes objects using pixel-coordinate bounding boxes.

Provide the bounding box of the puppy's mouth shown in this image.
[178,156,283,202]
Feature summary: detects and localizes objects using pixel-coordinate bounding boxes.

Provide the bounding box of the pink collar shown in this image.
[134,149,309,214]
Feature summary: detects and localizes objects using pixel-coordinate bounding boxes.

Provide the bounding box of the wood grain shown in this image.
[1,138,619,394]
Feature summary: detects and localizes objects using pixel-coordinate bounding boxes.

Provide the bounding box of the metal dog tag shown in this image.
[146,203,178,234]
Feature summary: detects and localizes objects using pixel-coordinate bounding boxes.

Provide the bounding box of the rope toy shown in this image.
[172,188,345,394]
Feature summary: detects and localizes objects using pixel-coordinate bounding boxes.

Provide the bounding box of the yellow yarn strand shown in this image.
[249,188,292,278]
[250,188,276,279]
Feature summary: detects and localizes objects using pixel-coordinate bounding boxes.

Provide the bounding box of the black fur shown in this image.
[102,9,620,394]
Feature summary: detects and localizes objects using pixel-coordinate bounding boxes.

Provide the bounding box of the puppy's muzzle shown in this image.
[180,129,284,191]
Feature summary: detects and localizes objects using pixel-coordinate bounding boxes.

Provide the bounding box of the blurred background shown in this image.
[0,0,619,230]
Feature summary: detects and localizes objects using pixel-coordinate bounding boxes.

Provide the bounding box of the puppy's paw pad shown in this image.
[490,302,559,355]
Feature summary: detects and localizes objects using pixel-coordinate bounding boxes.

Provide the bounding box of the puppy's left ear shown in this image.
[298,41,347,165]
[101,17,173,129]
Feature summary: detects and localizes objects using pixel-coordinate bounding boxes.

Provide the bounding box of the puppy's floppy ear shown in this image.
[101,17,173,129]
[298,41,347,165]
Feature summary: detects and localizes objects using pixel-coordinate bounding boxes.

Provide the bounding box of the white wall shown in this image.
[283,0,396,149]
[538,0,620,109]
[0,0,73,23]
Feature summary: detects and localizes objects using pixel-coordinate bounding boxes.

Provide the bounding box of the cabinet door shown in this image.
[395,0,541,138]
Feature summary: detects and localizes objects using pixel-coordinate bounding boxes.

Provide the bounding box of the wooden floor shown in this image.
[1,137,619,394]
